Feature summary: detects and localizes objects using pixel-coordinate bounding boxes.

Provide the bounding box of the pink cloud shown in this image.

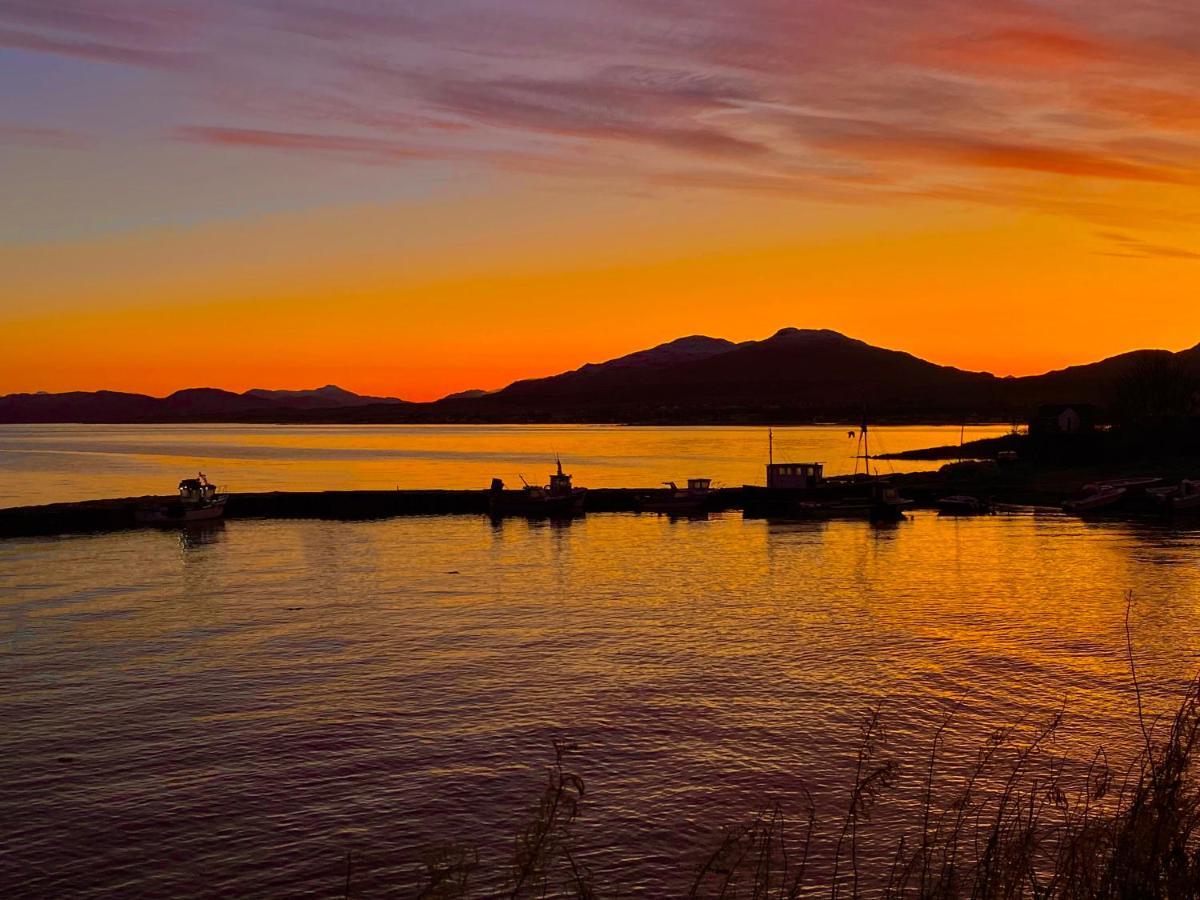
[6,0,1200,232]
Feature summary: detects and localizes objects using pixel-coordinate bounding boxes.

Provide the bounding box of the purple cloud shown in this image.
[5,0,1200,232]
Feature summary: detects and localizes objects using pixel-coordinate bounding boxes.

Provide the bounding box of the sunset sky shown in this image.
[2,0,1199,400]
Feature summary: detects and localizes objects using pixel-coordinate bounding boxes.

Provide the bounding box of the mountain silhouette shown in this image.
[442,329,1002,420]
[484,335,738,404]
[0,385,405,423]
[245,384,404,409]
[2,333,1196,423]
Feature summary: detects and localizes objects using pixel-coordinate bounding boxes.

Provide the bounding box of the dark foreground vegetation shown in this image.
[406,605,1200,899]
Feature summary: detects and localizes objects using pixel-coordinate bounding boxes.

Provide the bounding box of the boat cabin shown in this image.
[548,460,574,497]
[766,462,823,490]
[178,474,218,504]
[663,478,713,495]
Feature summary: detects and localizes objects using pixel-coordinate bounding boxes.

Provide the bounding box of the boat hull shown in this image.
[937,496,991,516]
[766,498,912,523]
[135,496,228,525]
[744,484,911,522]
[637,494,711,515]
[1168,493,1200,515]
[1063,491,1124,514]
[488,489,587,519]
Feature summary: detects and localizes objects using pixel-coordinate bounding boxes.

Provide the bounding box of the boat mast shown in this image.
[768,427,774,466]
[862,412,871,478]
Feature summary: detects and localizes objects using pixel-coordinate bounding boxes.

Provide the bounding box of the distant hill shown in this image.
[2,334,1196,424]
[439,388,490,402]
[488,335,739,404]
[245,384,405,409]
[0,385,405,423]
[437,329,1004,421]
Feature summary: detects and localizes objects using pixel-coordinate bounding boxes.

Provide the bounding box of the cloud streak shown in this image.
[1097,231,1200,260]
[5,0,1200,233]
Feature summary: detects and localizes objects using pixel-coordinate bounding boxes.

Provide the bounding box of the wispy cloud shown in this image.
[0,122,87,148]
[0,0,207,68]
[0,26,196,68]
[6,0,1200,233]
[175,126,440,161]
[1096,231,1200,260]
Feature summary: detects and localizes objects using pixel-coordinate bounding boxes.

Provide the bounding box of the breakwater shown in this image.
[0,488,750,539]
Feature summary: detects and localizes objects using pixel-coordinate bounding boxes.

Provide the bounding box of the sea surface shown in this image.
[0,423,1010,508]
[3,426,1200,895]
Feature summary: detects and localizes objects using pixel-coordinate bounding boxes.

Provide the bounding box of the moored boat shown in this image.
[1063,487,1126,514]
[488,459,587,519]
[638,478,713,515]
[743,422,912,523]
[1159,479,1200,515]
[1064,477,1165,516]
[1080,476,1163,494]
[776,482,913,523]
[135,473,227,525]
[937,495,992,516]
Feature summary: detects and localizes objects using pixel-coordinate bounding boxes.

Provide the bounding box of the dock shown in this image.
[0,467,1150,540]
[0,488,749,539]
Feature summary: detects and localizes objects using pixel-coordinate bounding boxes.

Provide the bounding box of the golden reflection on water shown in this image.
[0,423,1012,507]
[2,510,1199,894]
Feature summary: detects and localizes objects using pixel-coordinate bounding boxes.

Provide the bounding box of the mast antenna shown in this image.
[863,411,870,478]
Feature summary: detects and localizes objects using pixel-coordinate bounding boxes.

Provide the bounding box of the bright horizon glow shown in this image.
[2,1,1199,400]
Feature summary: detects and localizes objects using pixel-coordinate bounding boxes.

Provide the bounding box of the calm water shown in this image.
[3,509,1200,895]
[0,423,1012,508]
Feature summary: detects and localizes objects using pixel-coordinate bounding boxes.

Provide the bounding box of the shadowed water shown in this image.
[3,511,1199,895]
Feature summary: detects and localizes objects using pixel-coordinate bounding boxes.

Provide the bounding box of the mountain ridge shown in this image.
[0,384,409,423]
[2,332,1196,424]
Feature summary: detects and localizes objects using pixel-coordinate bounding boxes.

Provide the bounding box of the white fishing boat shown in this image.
[135,474,227,525]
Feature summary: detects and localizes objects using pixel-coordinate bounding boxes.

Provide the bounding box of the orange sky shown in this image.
[2,1,1199,400]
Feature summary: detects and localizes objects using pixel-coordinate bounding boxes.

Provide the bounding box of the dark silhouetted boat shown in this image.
[488,459,587,519]
[743,421,912,522]
[638,478,713,515]
[1147,479,1200,516]
[937,495,993,516]
[1167,480,1200,514]
[782,482,913,523]
[1062,477,1163,515]
[135,473,227,525]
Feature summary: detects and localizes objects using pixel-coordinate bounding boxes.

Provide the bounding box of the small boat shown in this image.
[744,420,912,523]
[488,459,587,519]
[864,483,914,523]
[1064,477,1165,516]
[639,478,713,515]
[135,473,227,525]
[937,495,992,516]
[1063,486,1127,514]
[1160,479,1200,515]
[1080,476,1163,494]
